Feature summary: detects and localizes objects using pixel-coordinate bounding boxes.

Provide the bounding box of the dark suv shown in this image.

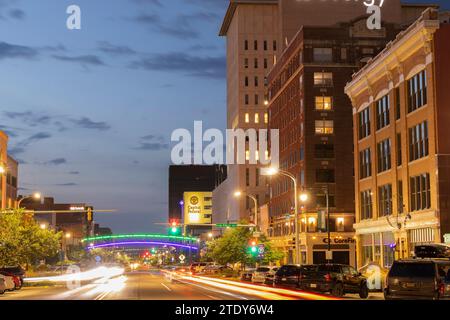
[384,259,450,300]
[273,265,316,289]
[300,264,369,298]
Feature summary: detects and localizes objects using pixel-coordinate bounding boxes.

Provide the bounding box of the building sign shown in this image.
[322,237,356,244]
[183,192,212,225]
[444,234,450,244]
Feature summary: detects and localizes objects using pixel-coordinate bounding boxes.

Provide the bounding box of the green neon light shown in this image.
[81,234,198,243]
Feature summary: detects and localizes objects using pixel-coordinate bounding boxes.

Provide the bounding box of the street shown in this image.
[0,270,383,300]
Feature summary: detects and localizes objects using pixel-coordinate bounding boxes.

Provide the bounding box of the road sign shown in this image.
[179,254,186,262]
[258,244,265,254]
[216,223,238,228]
[95,256,102,263]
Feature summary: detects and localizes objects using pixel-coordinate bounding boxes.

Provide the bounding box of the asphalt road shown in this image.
[0,271,383,300]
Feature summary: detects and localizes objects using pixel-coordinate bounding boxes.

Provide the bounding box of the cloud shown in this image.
[9,132,52,155]
[43,158,67,166]
[129,52,225,79]
[71,117,111,131]
[55,183,78,187]
[97,41,137,56]
[134,134,169,151]
[9,8,24,19]
[0,41,38,60]
[4,111,52,127]
[133,12,219,40]
[52,54,105,67]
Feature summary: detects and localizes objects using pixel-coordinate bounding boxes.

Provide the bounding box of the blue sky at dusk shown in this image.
[0,0,447,234]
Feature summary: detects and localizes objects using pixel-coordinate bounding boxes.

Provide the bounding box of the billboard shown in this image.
[183,192,212,225]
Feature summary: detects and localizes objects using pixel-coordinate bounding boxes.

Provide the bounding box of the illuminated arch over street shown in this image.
[81,234,199,251]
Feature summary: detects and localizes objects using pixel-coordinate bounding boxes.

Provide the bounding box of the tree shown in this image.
[206,225,284,267]
[0,209,61,268]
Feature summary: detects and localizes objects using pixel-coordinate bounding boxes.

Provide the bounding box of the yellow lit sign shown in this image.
[183,192,212,225]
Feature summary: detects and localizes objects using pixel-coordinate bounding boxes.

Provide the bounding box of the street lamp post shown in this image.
[234,191,259,233]
[17,192,42,209]
[262,168,301,265]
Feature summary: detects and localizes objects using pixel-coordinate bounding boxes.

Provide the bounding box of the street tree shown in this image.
[0,209,61,268]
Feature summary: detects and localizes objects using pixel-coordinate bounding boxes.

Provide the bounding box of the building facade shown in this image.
[266,17,404,266]
[218,0,280,223]
[0,130,8,209]
[345,8,450,269]
[168,165,226,222]
[6,155,18,209]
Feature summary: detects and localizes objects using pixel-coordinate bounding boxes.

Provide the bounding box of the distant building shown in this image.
[22,197,93,247]
[345,8,450,268]
[168,165,226,221]
[6,155,18,209]
[94,224,113,237]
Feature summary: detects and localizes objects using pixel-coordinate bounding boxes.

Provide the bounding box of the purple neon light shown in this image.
[88,241,198,250]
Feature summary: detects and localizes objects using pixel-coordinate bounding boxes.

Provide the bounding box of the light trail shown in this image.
[25,266,125,283]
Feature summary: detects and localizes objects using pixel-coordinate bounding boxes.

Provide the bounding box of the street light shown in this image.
[208,232,213,239]
[262,167,301,265]
[17,192,42,208]
[40,223,47,230]
[234,190,259,233]
[0,165,5,174]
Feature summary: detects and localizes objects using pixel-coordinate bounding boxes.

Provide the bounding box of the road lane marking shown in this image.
[161,283,172,292]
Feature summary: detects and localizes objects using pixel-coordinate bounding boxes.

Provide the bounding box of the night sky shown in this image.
[0,0,447,234]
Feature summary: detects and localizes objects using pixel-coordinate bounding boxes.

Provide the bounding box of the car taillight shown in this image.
[439,283,445,295]
[324,274,332,282]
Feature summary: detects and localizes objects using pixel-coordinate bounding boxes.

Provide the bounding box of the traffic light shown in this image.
[249,239,258,255]
[168,219,181,236]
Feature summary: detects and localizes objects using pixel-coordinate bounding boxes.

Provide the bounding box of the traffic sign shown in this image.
[179,254,186,262]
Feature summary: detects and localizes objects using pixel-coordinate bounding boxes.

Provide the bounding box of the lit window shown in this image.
[314,72,333,86]
[336,218,345,232]
[264,113,268,124]
[315,120,334,135]
[315,96,333,110]
[255,151,259,161]
[245,113,250,123]
[246,150,250,161]
[255,113,260,124]
[313,48,333,62]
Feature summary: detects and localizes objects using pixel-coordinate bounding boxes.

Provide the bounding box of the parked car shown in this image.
[0,277,6,295]
[240,268,256,282]
[0,272,22,290]
[300,264,369,298]
[273,265,317,289]
[384,259,450,300]
[0,274,15,292]
[252,266,278,284]
[264,267,280,285]
[204,265,233,275]
[0,266,25,285]
[189,262,211,274]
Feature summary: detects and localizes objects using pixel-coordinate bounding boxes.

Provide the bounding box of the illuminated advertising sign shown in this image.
[183,192,212,225]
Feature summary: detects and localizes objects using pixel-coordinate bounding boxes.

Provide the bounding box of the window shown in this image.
[358,107,371,139]
[245,113,250,123]
[244,40,248,51]
[378,184,393,216]
[360,190,373,220]
[255,94,259,105]
[336,217,345,232]
[245,150,250,161]
[254,58,258,69]
[359,148,372,179]
[273,40,277,51]
[408,70,427,113]
[256,168,260,186]
[264,113,268,124]
[395,87,401,120]
[316,169,335,183]
[315,120,334,135]
[397,180,404,214]
[264,58,268,69]
[300,146,304,160]
[244,58,248,69]
[245,94,249,105]
[409,121,429,162]
[314,72,333,86]
[315,144,334,159]
[254,113,260,124]
[313,48,333,62]
[254,40,258,51]
[315,96,332,110]
[245,76,249,87]
[254,76,259,87]
[410,173,431,211]
[264,40,267,51]
[376,95,390,130]
[317,195,335,208]
[246,168,250,186]
[396,133,402,166]
[341,48,347,60]
[377,139,391,173]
